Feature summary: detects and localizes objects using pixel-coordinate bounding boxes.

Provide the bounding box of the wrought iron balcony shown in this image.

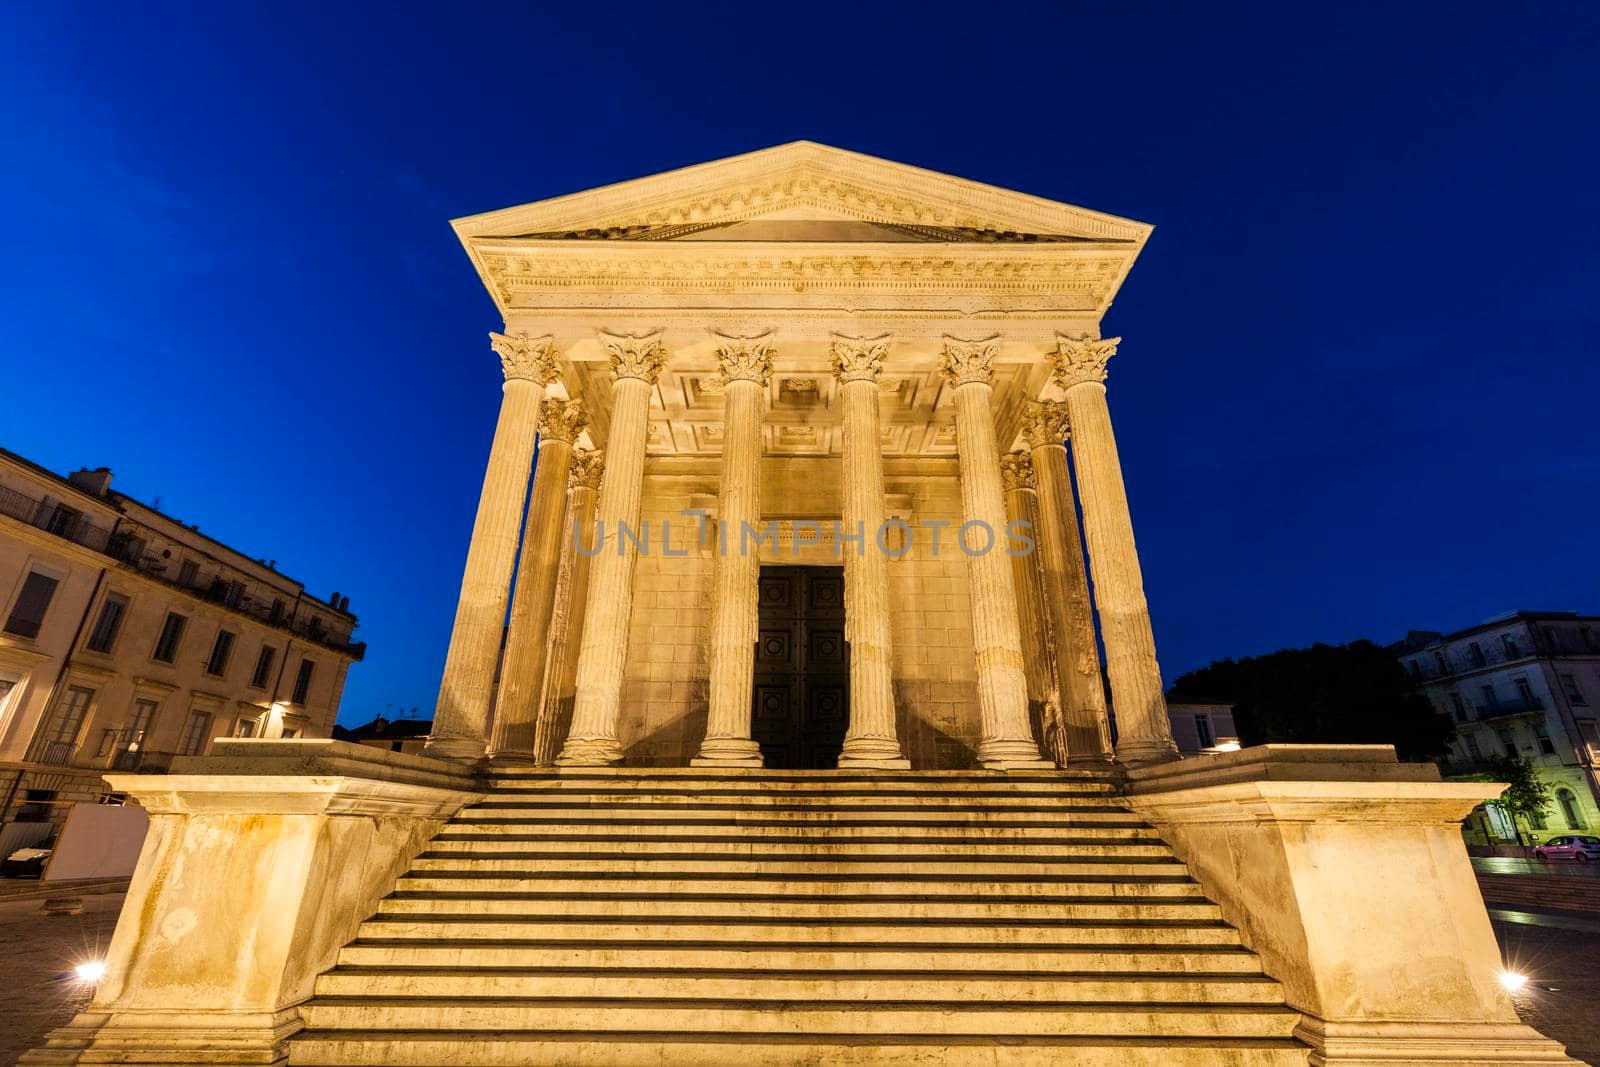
[1476,695,1545,719]
[0,483,112,553]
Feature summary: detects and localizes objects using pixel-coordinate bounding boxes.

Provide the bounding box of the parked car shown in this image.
[1,836,56,878]
[1532,835,1600,863]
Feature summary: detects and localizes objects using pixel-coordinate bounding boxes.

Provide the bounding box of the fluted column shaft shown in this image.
[695,336,773,766]
[491,399,586,761]
[831,336,909,768]
[558,334,667,766]
[1001,453,1060,762]
[429,332,558,760]
[943,339,1051,770]
[1026,404,1113,764]
[1054,336,1177,764]
[534,452,602,765]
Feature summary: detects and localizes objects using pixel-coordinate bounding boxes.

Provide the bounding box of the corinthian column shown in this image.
[490,398,587,761]
[694,333,774,767]
[1023,400,1113,765]
[941,337,1052,769]
[1000,450,1063,763]
[1052,335,1177,764]
[534,449,603,765]
[558,332,667,766]
[830,335,909,769]
[428,331,559,760]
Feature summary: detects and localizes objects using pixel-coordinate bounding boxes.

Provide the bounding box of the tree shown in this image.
[1463,756,1552,846]
[1172,640,1454,761]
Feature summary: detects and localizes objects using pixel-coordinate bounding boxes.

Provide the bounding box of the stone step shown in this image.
[441,820,1162,840]
[314,970,1280,1004]
[289,1030,1313,1066]
[485,767,1115,783]
[407,854,1190,878]
[357,916,1244,946]
[426,835,1173,857]
[486,783,1119,799]
[298,996,1296,1036]
[376,894,1227,922]
[465,794,1130,811]
[390,873,1203,898]
[333,941,1264,974]
[458,805,1143,824]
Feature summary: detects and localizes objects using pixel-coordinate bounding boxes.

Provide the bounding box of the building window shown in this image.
[1469,642,1486,667]
[1583,626,1599,652]
[205,630,236,677]
[1407,660,1421,678]
[270,599,285,624]
[3,571,60,639]
[1516,677,1539,708]
[152,612,187,663]
[1502,634,1521,659]
[291,659,315,705]
[1194,713,1214,748]
[1434,652,1448,675]
[1464,734,1483,761]
[1561,673,1587,706]
[40,685,94,762]
[177,559,199,587]
[84,593,129,653]
[179,711,213,756]
[250,646,276,689]
[1534,721,1557,756]
[1449,693,1468,723]
[1495,727,1517,756]
[234,718,257,738]
[1557,788,1585,830]
[1479,684,1497,710]
[15,789,57,823]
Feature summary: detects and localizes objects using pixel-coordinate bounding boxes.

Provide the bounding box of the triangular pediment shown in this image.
[453,142,1150,245]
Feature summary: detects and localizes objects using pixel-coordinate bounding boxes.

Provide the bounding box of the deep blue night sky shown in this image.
[4,4,1597,725]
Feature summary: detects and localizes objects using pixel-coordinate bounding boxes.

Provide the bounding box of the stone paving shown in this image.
[0,891,1595,1065]
[0,890,123,1067]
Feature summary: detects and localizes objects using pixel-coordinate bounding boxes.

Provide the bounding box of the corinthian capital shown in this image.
[939,336,999,388]
[490,331,560,384]
[538,398,587,444]
[1052,334,1120,389]
[570,447,604,490]
[830,334,891,384]
[1000,450,1036,492]
[1020,400,1070,449]
[713,331,775,386]
[600,331,669,384]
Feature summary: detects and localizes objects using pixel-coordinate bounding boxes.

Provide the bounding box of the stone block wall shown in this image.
[615,456,987,768]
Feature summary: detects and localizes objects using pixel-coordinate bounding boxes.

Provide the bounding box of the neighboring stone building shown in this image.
[0,447,365,847]
[1393,611,1600,845]
[1166,693,1241,755]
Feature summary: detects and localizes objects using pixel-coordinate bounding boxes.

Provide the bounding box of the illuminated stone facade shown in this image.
[24,145,1575,1067]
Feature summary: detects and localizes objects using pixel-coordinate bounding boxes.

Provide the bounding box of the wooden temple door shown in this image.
[750,565,850,769]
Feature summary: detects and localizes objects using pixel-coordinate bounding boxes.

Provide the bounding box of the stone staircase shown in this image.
[290,769,1310,1065]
